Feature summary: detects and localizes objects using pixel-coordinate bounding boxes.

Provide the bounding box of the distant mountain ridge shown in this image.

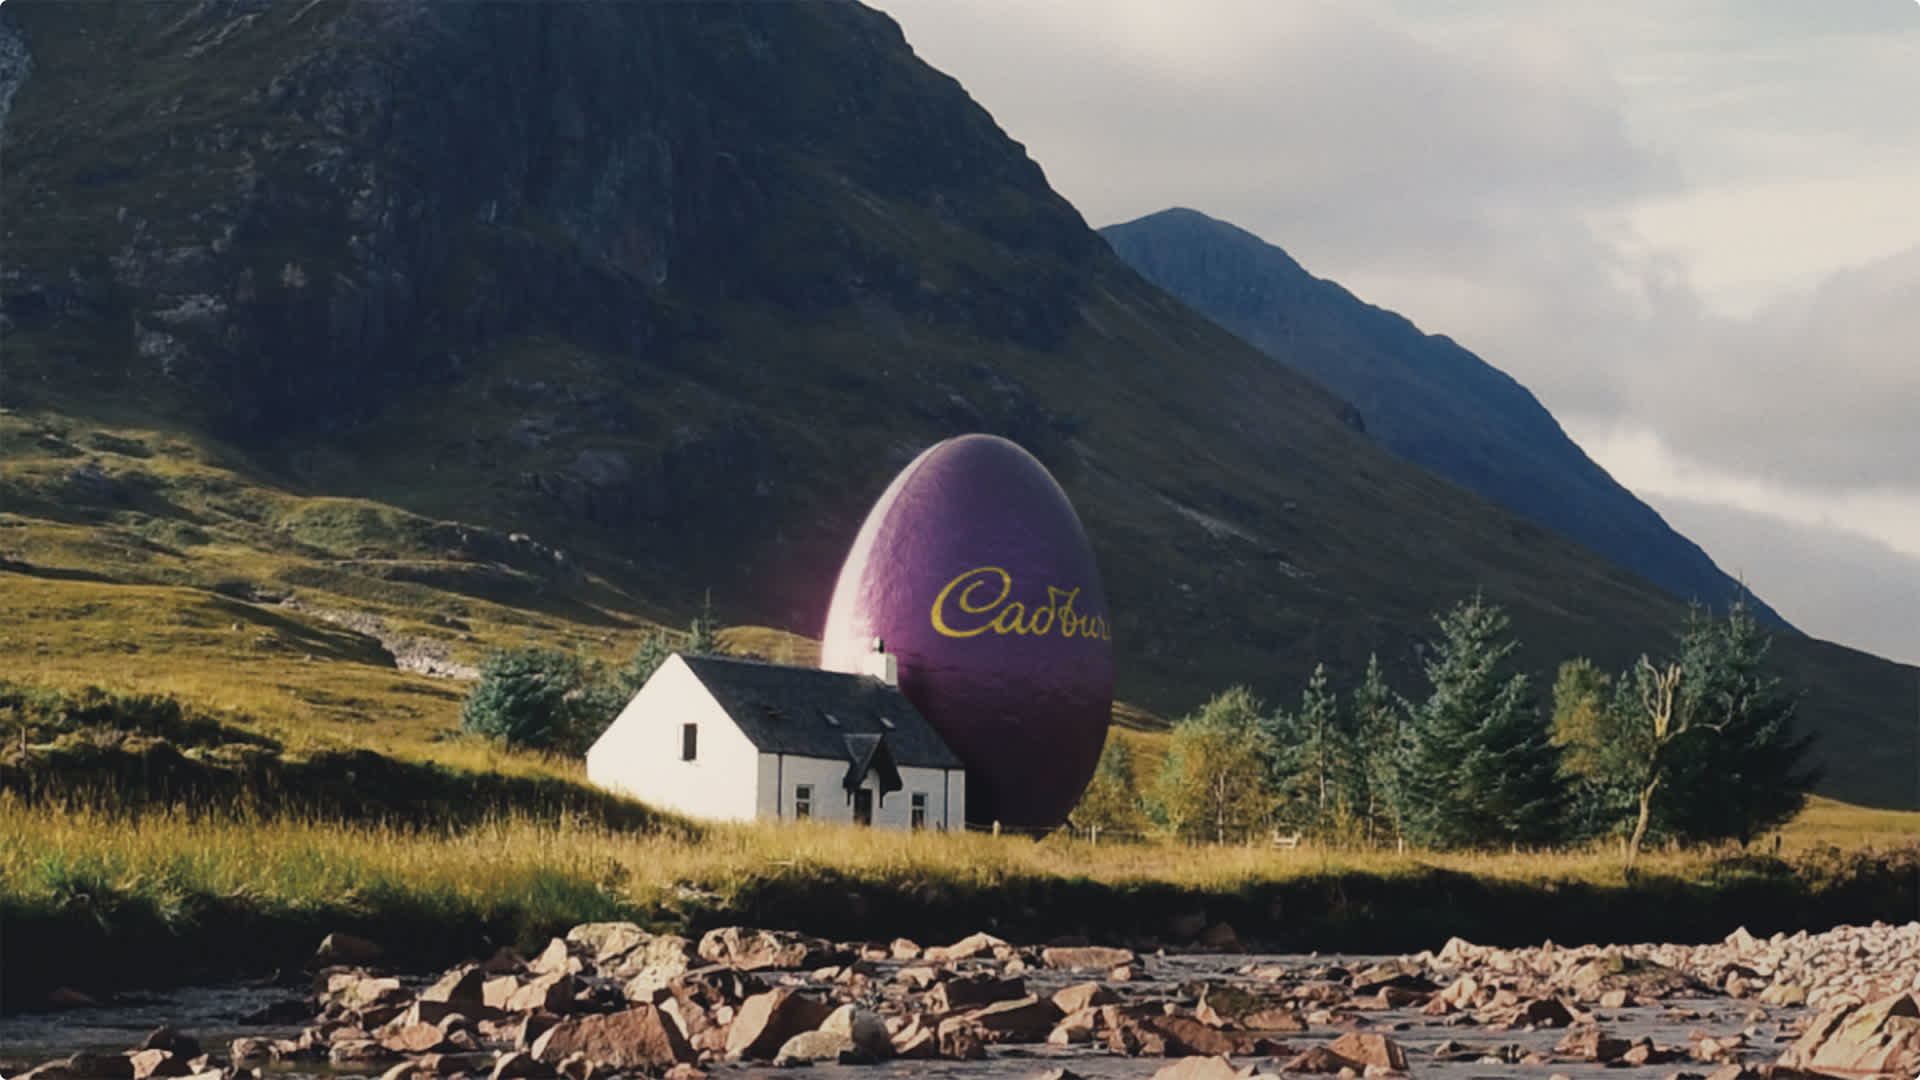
[1100,207,1789,628]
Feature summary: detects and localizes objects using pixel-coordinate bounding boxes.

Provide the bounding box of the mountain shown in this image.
[0,0,1913,809]
[1100,208,1790,628]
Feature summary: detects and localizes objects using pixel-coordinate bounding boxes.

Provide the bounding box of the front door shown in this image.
[852,788,873,826]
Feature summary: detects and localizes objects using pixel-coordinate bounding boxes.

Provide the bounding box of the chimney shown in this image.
[862,636,898,686]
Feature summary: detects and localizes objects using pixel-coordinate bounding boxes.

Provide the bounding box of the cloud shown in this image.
[879,0,1920,649]
[1647,493,1920,667]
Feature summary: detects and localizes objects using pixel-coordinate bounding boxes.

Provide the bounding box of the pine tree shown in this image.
[459,647,585,751]
[1269,665,1344,837]
[1341,653,1400,846]
[1393,596,1562,850]
[1660,601,1816,846]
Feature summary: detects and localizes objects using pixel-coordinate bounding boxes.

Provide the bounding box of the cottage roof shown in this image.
[677,654,965,769]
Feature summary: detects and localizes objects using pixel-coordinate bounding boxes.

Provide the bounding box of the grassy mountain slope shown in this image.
[1101,208,1790,629]
[0,0,1913,808]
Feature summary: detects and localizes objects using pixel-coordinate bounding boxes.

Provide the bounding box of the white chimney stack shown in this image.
[862,636,898,686]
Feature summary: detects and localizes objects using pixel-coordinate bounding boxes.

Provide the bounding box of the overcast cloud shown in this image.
[877,0,1920,664]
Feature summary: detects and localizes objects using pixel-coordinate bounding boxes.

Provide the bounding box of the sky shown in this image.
[877,0,1920,666]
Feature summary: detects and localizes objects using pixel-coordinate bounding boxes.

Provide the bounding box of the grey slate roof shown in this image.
[677,653,965,770]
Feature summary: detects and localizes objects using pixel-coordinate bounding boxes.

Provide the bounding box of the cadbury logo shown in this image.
[930,566,1112,641]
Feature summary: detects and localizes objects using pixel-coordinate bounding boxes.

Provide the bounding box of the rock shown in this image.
[609,934,699,989]
[380,1023,449,1054]
[1556,1026,1632,1062]
[726,988,835,1061]
[505,973,577,1015]
[890,938,922,961]
[1048,1008,1098,1045]
[937,1022,987,1061]
[526,939,579,977]
[820,1004,891,1060]
[22,1055,135,1080]
[1142,1016,1249,1057]
[136,1028,201,1060]
[374,1062,422,1080]
[1518,997,1577,1028]
[772,1029,861,1066]
[890,1015,939,1060]
[958,996,1063,1043]
[489,1051,550,1080]
[1149,1057,1244,1080]
[1599,989,1633,1009]
[927,931,1009,963]
[698,927,836,971]
[530,1006,693,1070]
[1041,946,1136,970]
[1031,1070,1087,1080]
[228,1040,279,1066]
[927,973,1028,1013]
[1199,923,1240,950]
[1240,1007,1307,1032]
[325,974,408,1012]
[1284,1045,1364,1074]
[1328,1033,1409,1072]
[421,966,489,1015]
[313,932,385,968]
[662,1065,707,1080]
[1759,983,1808,1007]
[1052,981,1119,1015]
[1784,993,1920,1077]
[127,1051,190,1080]
[329,1040,400,1067]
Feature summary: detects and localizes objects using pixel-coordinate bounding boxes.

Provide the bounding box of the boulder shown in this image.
[379,1023,449,1055]
[820,1004,892,1060]
[958,996,1063,1043]
[1149,1057,1244,1080]
[1048,1008,1099,1045]
[126,1050,190,1080]
[927,931,1010,963]
[505,973,577,1015]
[772,1029,861,1066]
[20,1054,135,1080]
[1783,993,1920,1077]
[1052,982,1119,1015]
[937,1022,987,1061]
[927,973,1027,1013]
[1041,946,1136,971]
[420,966,489,1015]
[1282,1045,1364,1074]
[488,1051,550,1080]
[312,932,385,968]
[526,939,579,977]
[725,988,834,1060]
[329,1040,400,1067]
[889,1015,939,1060]
[698,927,838,972]
[136,1028,201,1060]
[530,1006,693,1070]
[1555,1026,1631,1062]
[1327,1033,1409,1072]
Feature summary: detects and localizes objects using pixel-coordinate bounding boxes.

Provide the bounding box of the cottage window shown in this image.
[910,792,927,829]
[681,723,698,761]
[795,784,813,819]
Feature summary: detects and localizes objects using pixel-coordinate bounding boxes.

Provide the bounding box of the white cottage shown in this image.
[586,652,966,829]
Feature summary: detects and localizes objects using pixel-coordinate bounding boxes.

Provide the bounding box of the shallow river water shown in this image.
[0,952,1805,1079]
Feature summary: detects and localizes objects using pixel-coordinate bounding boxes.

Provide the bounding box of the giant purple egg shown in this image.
[821,434,1113,829]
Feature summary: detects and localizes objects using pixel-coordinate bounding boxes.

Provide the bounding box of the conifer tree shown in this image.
[1660,601,1815,846]
[1393,595,1562,850]
[1341,653,1400,846]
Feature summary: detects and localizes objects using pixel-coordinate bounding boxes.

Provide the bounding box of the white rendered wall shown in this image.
[585,655,762,822]
[758,755,964,830]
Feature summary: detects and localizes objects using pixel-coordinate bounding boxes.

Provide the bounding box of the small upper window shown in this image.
[910,792,928,830]
[681,723,698,761]
[795,784,813,819]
